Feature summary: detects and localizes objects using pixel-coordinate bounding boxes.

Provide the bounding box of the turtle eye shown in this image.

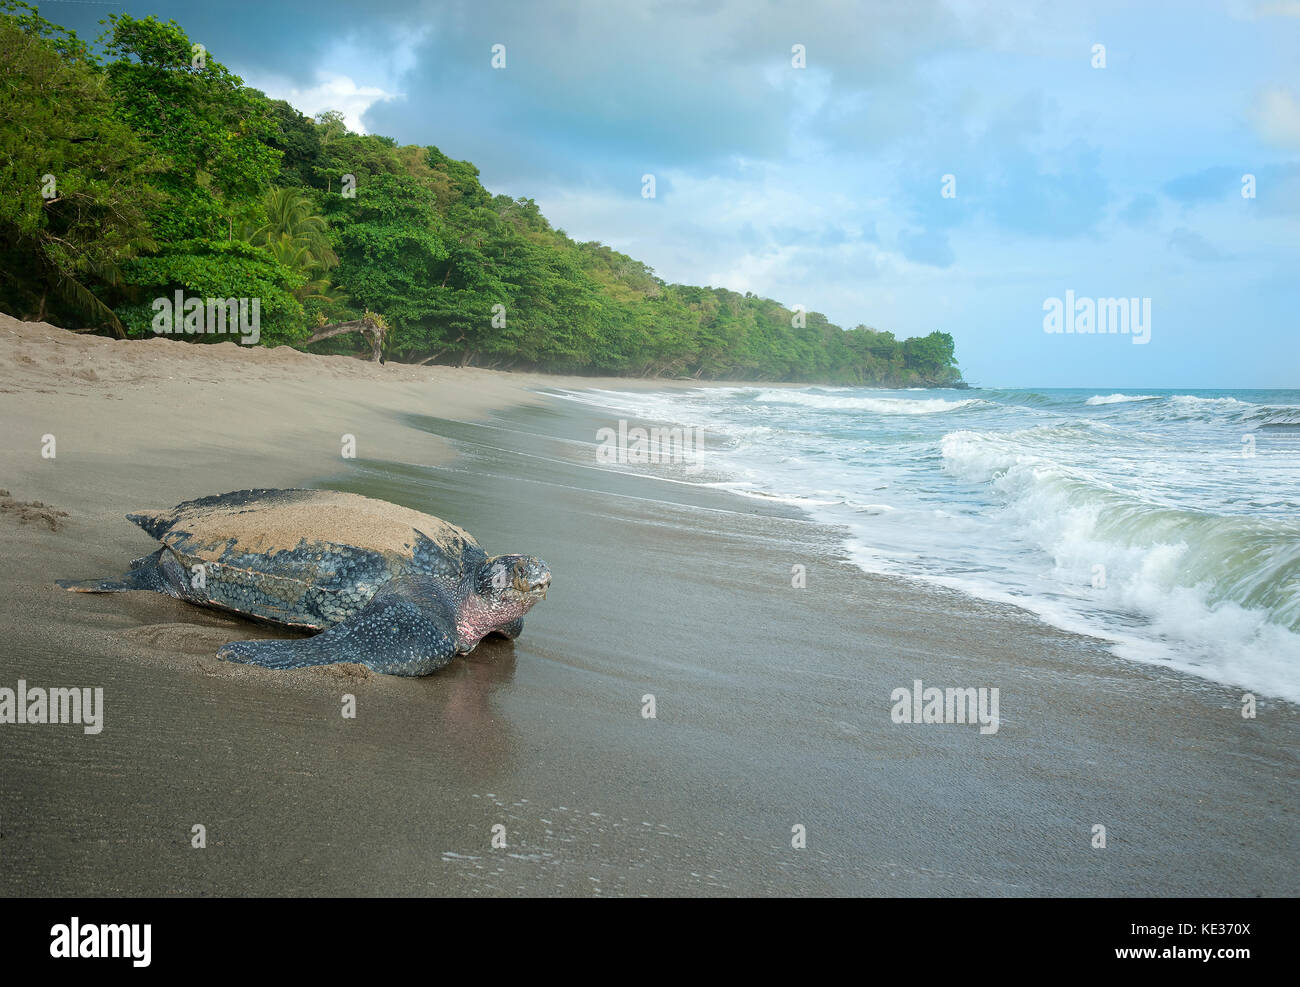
[511,564,530,593]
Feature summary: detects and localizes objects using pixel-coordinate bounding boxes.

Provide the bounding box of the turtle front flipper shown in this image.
[217,576,459,676]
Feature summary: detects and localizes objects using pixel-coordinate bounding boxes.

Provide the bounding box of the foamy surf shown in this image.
[1085,393,1159,405]
[554,383,1300,704]
[939,428,1300,700]
[752,389,983,414]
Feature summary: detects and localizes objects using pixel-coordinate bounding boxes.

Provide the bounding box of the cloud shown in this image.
[887,89,1112,241]
[1249,1,1300,17]
[1120,193,1158,226]
[970,142,1110,237]
[356,0,998,188]
[1168,227,1226,262]
[1163,166,1239,205]
[1254,161,1300,215]
[251,73,399,134]
[898,228,955,267]
[1249,87,1300,149]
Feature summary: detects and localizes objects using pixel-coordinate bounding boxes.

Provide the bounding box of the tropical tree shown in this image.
[0,1,161,333]
[101,13,280,243]
[241,186,339,309]
[115,239,307,343]
[325,171,448,353]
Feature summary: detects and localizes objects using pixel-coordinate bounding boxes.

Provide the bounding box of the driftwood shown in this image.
[304,315,385,362]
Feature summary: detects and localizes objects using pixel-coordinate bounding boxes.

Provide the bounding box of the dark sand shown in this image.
[1,320,1297,896]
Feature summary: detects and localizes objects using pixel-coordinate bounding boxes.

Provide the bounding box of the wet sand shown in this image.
[1,317,1297,896]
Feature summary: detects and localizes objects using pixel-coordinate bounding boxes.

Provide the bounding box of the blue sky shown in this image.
[48,0,1300,386]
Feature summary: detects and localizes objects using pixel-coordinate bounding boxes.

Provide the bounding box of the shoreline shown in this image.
[2,318,1297,896]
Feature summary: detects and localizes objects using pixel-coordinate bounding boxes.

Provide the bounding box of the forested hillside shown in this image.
[0,3,963,385]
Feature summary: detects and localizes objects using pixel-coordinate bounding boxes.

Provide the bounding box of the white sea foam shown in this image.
[752,389,982,414]
[939,429,1300,701]
[1085,393,1159,405]
[1168,394,1250,411]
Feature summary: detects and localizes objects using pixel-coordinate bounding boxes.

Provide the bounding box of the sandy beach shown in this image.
[1,315,1297,897]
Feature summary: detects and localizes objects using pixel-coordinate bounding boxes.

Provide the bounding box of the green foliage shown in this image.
[0,3,963,384]
[241,185,340,323]
[324,171,449,351]
[101,13,280,243]
[117,240,306,342]
[902,331,961,385]
[261,98,324,189]
[0,1,160,331]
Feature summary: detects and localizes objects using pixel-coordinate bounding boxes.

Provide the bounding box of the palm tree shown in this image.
[262,236,336,305]
[244,187,337,267]
[241,187,339,303]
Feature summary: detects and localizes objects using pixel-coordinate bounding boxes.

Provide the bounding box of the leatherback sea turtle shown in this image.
[57,489,551,676]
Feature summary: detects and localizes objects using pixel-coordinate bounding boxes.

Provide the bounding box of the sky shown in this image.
[45,0,1300,387]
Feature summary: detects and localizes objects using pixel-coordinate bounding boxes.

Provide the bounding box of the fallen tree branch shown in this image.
[304,313,386,362]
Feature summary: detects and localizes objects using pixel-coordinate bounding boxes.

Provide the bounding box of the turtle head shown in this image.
[479,554,551,610]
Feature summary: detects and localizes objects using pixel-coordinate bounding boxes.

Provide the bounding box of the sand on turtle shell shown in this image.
[140,489,478,560]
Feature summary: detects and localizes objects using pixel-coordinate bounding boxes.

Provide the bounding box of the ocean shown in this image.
[551,384,1300,704]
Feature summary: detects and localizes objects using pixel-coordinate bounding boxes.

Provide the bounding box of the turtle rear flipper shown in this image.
[218,576,459,676]
[57,548,182,595]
